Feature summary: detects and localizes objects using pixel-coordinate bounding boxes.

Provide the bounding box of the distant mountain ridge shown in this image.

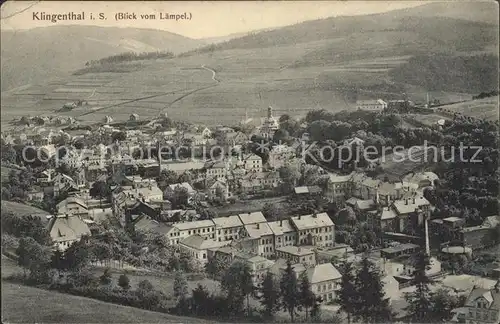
[1,25,205,91]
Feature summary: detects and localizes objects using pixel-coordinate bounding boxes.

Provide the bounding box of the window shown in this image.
[203,253,206,259]
[188,230,191,235]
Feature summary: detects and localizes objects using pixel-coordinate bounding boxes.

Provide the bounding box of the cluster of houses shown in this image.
[5,106,500,314]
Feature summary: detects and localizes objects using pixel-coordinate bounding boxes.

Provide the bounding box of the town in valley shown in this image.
[1,1,499,324]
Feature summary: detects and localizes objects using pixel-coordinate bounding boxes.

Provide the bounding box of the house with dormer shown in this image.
[48,214,91,251]
[452,281,500,324]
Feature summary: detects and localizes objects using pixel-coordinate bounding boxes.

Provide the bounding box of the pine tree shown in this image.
[99,267,112,286]
[310,296,323,322]
[280,261,300,322]
[404,251,434,322]
[336,261,358,324]
[118,274,130,290]
[354,256,392,323]
[173,271,189,301]
[298,272,315,321]
[221,261,255,316]
[258,272,281,319]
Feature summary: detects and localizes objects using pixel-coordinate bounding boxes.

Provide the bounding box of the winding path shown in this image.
[77,64,221,119]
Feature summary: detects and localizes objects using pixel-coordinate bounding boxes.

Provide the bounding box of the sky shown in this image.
[1,0,430,39]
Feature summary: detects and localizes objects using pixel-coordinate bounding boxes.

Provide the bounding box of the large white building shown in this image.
[356,99,388,111]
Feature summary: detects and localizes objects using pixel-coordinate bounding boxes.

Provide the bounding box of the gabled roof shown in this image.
[356,99,387,105]
[244,222,273,238]
[380,207,397,220]
[306,263,342,284]
[167,182,194,193]
[48,215,91,243]
[268,219,295,235]
[276,245,314,256]
[180,235,229,250]
[56,197,88,210]
[238,212,266,225]
[290,213,334,230]
[213,215,243,228]
[174,219,215,231]
[355,199,377,211]
[393,196,430,215]
[465,284,500,310]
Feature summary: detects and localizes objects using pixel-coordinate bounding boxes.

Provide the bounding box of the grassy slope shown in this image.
[1,3,497,126]
[435,96,499,121]
[1,201,50,223]
[1,257,213,323]
[1,26,205,92]
[1,282,214,323]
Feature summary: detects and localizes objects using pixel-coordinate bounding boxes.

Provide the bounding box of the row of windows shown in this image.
[313,282,338,292]
[468,309,497,321]
[300,227,333,235]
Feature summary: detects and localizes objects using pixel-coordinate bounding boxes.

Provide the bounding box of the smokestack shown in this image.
[425,215,430,257]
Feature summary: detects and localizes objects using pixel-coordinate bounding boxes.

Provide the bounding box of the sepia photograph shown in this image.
[0,0,499,323]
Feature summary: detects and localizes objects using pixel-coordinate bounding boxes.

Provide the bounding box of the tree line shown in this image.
[85,51,175,66]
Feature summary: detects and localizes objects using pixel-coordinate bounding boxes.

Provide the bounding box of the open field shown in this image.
[1,282,214,323]
[1,257,214,323]
[405,113,452,127]
[2,4,496,128]
[436,96,499,121]
[1,166,18,182]
[1,49,474,128]
[1,201,50,221]
[214,196,289,217]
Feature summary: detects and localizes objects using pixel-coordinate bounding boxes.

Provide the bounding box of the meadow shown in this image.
[436,96,499,121]
[1,281,214,323]
[1,46,472,129]
[1,200,50,220]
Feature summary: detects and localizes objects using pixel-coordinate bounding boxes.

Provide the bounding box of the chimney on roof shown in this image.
[412,197,416,204]
[280,219,283,226]
[298,215,301,220]
[405,199,408,205]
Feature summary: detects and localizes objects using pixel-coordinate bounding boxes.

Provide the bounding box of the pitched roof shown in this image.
[290,212,334,230]
[269,259,306,277]
[276,245,314,256]
[244,222,273,238]
[328,172,353,183]
[393,196,430,215]
[174,219,215,231]
[465,284,500,310]
[168,182,194,193]
[355,199,377,210]
[238,212,266,225]
[268,219,295,235]
[180,235,229,250]
[381,207,398,220]
[213,215,243,228]
[356,99,387,105]
[306,263,342,284]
